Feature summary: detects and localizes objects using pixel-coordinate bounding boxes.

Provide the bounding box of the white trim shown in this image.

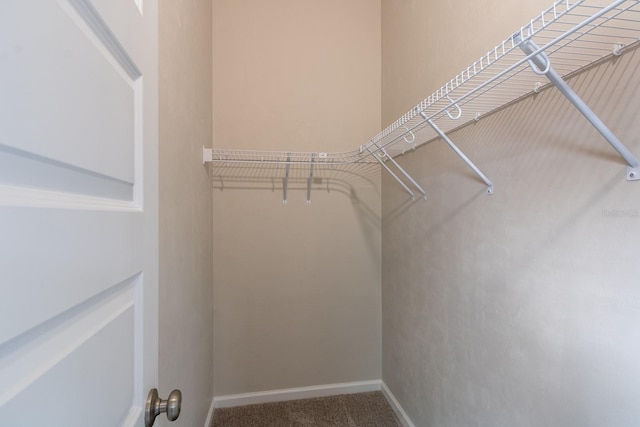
[381,381,415,427]
[213,380,381,409]
[0,184,140,211]
[203,397,216,427]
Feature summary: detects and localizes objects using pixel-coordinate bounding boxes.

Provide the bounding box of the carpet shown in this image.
[211,391,403,426]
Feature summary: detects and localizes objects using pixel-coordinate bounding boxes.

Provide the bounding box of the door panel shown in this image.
[0,208,142,344]
[0,0,138,184]
[0,0,157,425]
[1,280,137,425]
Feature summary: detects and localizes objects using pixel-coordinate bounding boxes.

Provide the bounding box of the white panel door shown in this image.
[0,0,158,426]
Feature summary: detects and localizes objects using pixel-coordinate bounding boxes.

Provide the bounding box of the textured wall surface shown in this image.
[382,0,550,126]
[158,0,214,425]
[382,1,640,426]
[212,0,382,396]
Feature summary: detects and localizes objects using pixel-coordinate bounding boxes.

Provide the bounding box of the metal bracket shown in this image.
[367,146,417,201]
[307,154,315,205]
[613,43,624,57]
[518,37,640,181]
[418,109,494,194]
[282,155,291,205]
[202,147,213,165]
[376,144,427,201]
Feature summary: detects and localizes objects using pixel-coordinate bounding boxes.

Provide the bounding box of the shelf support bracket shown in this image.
[282,154,290,205]
[202,147,213,165]
[374,143,427,201]
[367,146,417,201]
[519,37,640,181]
[306,154,315,205]
[419,110,494,194]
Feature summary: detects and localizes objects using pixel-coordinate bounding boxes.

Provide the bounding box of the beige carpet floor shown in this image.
[211,391,402,427]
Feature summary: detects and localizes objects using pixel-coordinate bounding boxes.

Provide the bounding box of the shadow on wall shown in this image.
[381,40,640,427]
[206,162,383,226]
[383,43,640,228]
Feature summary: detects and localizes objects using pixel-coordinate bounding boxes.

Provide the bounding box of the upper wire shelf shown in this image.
[205,0,640,190]
[368,0,640,159]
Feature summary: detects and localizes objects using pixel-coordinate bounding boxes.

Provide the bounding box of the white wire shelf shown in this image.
[205,0,640,200]
[366,0,640,158]
[203,148,378,167]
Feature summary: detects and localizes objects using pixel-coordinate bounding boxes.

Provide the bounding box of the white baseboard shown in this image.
[203,397,216,427]
[381,381,415,427]
[213,380,381,409]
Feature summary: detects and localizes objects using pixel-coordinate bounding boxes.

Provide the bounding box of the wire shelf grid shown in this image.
[206,0,640,170]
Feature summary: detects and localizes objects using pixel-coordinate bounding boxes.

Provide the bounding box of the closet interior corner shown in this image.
[206,0,640,204]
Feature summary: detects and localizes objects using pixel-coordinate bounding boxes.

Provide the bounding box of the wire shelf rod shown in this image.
[419,111,494,194]
[520,36,640,180]
[366,146,417,200]
[376,144,428,200]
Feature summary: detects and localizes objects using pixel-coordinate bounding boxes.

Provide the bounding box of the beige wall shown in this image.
[382,1,640,426]
[382,1,549,126]
[159,0,214,425]
[212,0,382,395]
